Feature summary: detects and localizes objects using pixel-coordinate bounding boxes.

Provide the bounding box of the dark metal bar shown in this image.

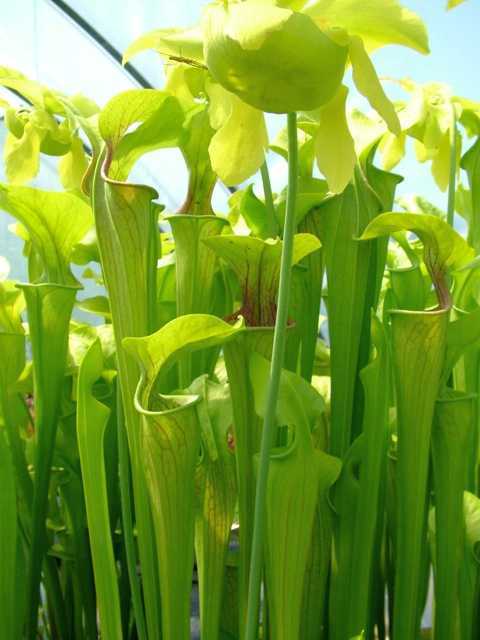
[45,0,153,89]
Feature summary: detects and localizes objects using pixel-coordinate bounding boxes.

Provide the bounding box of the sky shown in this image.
[0,0,479,279]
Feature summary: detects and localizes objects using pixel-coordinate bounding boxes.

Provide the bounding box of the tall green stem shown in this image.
[447,104,458,227]
[244,111,298,640]
[260,160,279,238]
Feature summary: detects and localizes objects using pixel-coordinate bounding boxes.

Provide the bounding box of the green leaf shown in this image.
[54,445,97,639]
[329,434,364,640]
[379,130,406,170]
[315,85,356,194]
[237,185,270,238]
[275,176,328,227]
[70,322,115,371]
[459,491,480,640]
[316,162,399,456]
[348,36,401,135]
[461,137,480,253]
[99,89,184,180]
[123,314,243,396]
[165,64,209,107]
[300,426,339,638]
[348,108,387,158]
[193,377,237,640]
[222,327,276,634]
[431,390,474,640]
[179,107,217,215]
[0,66,64,110]
[390,307,449,640]
[0,307,31,639]
[204,233,321,326]
[92,144,161,636]
[0,427,18,639]
[431,129,452,192]
[58,135,89,190]
[19,283,78,638]
[0,185,93,285]
[71,228,100,265]
[447,305,480,488]
[69,93,100,118]
[399,82,460,192]
[362,212,471,271]
[99,88,173,146]
[123,26,205,65]
[203,1,348,113]
[129,391,200,640]
[294,188,328,381]
[113,98,184,182]
[306,0,430,54]
[207,82,268,186]
[389,262,429,311]
[76,295,111,321]
[123,314,244,640]
[166,214,230,385]
[76,340,123,640]
[250,352,340,640]
[0,279,24,334]
[164,214,229,312]
[3,122,43,185]
[360,212,474,306]
[344,317,390,637]
[271,120,316,178]
[443,306,480,386]
[458,99,480,137]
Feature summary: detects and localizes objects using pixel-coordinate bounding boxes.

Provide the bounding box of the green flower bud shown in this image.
[203,0,348,114]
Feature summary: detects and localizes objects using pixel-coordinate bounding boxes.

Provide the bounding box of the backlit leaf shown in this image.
[360,212,473,283]
[0,185,93,285]
[123,26,205,65]
[3,123,42,185]
[306,0,429,54]
[77,340,123,639]
[204,233,320,326]
[315,85,356,194]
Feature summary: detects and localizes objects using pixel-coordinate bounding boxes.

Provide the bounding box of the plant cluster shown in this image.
[0,0,479,639]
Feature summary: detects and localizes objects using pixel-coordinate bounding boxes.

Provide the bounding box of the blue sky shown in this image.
[0,0,479,278]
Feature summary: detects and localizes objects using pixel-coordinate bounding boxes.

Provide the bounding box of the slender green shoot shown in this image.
[244,111,298,640]
[260,160,279,239]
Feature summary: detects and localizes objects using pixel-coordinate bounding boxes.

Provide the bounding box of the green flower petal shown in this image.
[203,0,348,113]
[315,85,356,194]
[349,36,401,135]
[207,82,267,185]
[306,0,429,54]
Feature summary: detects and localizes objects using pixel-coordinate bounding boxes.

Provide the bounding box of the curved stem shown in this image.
[260,160,279,238]
[244,111,298,640]
[447,103,458,227]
